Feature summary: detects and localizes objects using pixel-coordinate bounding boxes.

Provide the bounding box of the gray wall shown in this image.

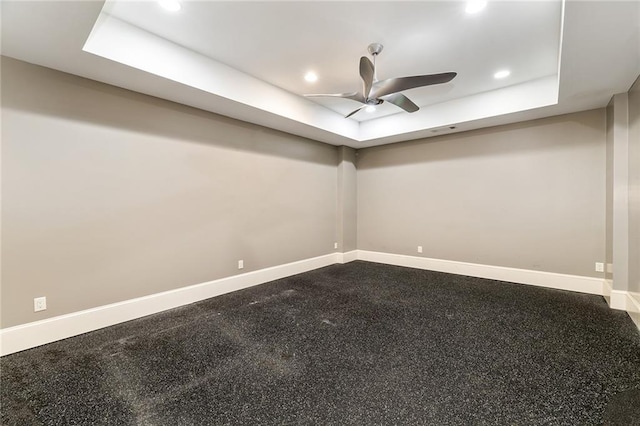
[337,146,357,252]
[606,102,614,286]
[1,58,338,327]
[606,93,631,292]
[629,76,640,294]
[357,110,606,278]
[0,56,622,329]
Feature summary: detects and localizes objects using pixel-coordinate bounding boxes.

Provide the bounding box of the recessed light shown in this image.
[304,71,318,83]
[465,1,487,14]
[158,0,181,12]
[494,69,511,79]
[365,105,376,113]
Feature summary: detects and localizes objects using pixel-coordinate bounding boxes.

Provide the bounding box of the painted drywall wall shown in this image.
[629,76,640,294]
[357,110,606,279]
[607,93,631,291]
[337,146,357,252]
[1,57,338,328]
[605,101,614,287]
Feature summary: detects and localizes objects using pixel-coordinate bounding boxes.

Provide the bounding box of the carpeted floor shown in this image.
[2,261,640,425]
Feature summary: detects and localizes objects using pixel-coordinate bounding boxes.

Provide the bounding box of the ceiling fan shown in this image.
[305,43,457,118]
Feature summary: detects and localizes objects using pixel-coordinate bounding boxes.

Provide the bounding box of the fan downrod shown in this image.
[367,43,383,56]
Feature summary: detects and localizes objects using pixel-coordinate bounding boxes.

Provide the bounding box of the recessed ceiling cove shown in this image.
[4,1,636,147]
[84,0,562,143]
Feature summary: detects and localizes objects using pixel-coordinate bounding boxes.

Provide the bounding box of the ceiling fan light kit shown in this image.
[305,43,457,118]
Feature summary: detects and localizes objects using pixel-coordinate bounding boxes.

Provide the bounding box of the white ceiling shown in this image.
[2,1,639,148]
[104,1,561,121]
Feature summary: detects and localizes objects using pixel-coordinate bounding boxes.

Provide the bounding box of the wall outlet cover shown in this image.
[34,296,47,312]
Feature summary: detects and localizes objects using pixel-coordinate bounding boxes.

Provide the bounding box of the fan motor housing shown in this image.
[367,43,384,56]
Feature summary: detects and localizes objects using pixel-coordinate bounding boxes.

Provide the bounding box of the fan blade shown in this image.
[304,92,366,103]
[359,57,375,99]
[345,105,367,118]
[380,93,419,113]
[372,72,457,98]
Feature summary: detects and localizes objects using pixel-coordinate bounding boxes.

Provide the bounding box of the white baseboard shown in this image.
[610,290,629,310]
[611,291,640,331]
[609,290,640,331]
[628,292,640,311]
[610,290,640,330]
[602,279,612,306]
[357,250,640,332]
[337,250,358,264]
[356,250,604,295]
[0,249,625,356]
[0,253,340,356]
[627,292,640,330]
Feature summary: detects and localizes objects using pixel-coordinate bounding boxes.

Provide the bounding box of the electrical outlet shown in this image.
[417,246,423,254]
[334,242,338,249]
[34,296,47,312]
[595,262,604,272]
[238,260,244,270]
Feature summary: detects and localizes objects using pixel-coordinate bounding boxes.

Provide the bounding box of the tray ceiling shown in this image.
[2,1,639,147]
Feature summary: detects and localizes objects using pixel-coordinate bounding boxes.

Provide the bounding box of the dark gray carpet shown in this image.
[2,261,640,425]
